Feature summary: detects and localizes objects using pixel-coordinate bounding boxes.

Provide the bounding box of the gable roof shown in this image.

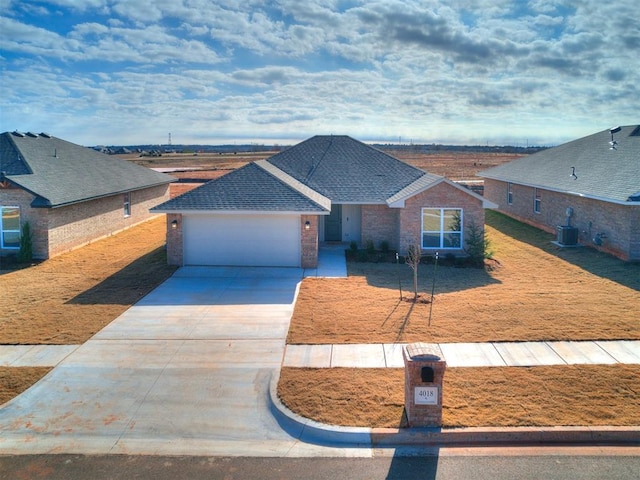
[0,131,175,208]
[151,161,330,214]
[478,125,640,204]
[153,135,488,214]
[267,135,428,203]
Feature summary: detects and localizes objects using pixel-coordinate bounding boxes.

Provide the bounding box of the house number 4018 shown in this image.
[414,386,438,405]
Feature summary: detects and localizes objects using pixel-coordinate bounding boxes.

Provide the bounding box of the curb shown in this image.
[269,372,640,448]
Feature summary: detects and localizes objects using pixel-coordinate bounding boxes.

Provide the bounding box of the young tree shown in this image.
[18,222,33,264]
[405,244,421,300]
[465,219,492,267]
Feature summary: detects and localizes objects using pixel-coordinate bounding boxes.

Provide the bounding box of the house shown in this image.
[0,131,175,260]
[478,125,640,261]
[152,135,495,268]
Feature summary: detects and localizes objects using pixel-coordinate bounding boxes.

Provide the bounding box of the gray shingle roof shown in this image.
[152,135,464,214]
[267,135,429,203]
[478,125,640,203]
[1,131,175,208]
[152,162,330,213]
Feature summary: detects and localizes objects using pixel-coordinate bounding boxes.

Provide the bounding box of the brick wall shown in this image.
[1,184,170,259]
[484,179,639,261]
[399,182,485,255]
[301,214,318,268]
[361,205,399,250]
[165,213,183,266]
[46,184,170,258]
[0,186,49,258]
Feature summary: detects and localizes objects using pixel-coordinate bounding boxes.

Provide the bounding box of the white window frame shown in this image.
[507,182,513,205]
[1,206,21,249]
[123,192,131,217]
[421,208,463,250]
[534,188,541,214]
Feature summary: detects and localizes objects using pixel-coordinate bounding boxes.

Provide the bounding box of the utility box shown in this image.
[403,342,446,427]
[557,225,579,246]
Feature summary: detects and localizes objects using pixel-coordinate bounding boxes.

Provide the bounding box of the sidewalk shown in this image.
[283,340,640,368]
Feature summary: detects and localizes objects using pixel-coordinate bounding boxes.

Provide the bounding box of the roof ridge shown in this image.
[255,160,331,211]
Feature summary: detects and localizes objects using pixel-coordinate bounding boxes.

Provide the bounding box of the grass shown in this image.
[1,211,638,427]
[286,211,640,344]
[278,210,640,427]
[278,365,640,428]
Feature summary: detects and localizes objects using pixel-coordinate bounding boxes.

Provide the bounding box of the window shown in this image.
[507,182,513,205]
[422,208,462,249]
[1,206,21,249]
[123,193,131,217]
[534,188,541,213]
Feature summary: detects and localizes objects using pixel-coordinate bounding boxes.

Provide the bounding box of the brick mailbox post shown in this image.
[403,342,447,427]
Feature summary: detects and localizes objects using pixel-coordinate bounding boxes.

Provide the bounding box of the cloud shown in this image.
[1,0,638,146]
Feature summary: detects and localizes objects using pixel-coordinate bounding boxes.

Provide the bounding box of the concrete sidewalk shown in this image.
[283,340,640,368]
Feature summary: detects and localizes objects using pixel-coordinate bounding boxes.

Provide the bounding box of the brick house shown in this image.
[478,125,640,261]
[153,135,495,268]
[0,131,175,260]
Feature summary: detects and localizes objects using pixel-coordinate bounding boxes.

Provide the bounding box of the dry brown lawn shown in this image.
[279,210,639,427]
[287,211,640,344]
[1,184,638,426]
[278,365,640,428]
[0,216,177,344]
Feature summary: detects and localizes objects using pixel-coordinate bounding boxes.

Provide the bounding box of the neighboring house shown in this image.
[152,135,495,268]
[0,131,175,260]
[478,125,640,261]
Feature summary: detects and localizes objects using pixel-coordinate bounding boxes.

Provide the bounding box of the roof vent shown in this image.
[26,132,38,137]
[11,131,25,137]
[39,132,52,138]
[629,126,640,137]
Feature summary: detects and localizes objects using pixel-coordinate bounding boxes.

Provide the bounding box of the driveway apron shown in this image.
[0,266,365,457]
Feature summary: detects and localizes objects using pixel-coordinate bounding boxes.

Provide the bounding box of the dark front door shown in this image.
[325,204,342,242]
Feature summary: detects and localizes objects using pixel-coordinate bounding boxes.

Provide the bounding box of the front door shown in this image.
[324,204,342,242]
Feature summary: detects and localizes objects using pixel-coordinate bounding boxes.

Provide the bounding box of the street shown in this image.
[2,447,638,480]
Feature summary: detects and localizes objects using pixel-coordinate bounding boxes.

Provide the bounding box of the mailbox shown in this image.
[403,342,446,427]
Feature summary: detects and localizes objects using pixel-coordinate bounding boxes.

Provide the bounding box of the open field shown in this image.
[115,148,523,183]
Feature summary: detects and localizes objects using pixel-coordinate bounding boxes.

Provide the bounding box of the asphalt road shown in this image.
[2,449,639,480]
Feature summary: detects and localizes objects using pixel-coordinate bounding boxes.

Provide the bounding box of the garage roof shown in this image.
[152,162,330,214]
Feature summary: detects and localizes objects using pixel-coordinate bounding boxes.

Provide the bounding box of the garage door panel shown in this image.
[183,214,300,267]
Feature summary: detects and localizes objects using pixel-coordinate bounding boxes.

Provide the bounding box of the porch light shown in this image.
[171,219,178,229]
[304,220,311,230]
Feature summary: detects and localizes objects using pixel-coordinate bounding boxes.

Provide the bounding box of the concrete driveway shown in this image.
[0,266,364,457]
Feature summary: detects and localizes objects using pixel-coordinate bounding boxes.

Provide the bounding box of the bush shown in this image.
[465,219,492,267]
[380,240,390,253]
[365,240,375,254]
[17,222,33,264]
[349,241,358,252]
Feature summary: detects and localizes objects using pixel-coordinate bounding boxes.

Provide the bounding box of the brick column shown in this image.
[403,343,447,427]
[166,213,183,266]
[301,215,318,268]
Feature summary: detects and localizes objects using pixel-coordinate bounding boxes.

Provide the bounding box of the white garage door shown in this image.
[183,214,301,267]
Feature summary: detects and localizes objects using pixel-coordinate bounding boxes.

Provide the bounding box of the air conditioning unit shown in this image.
[557,226,578,246]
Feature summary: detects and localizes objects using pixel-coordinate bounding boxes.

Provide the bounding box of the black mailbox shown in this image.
[421,366,434,383]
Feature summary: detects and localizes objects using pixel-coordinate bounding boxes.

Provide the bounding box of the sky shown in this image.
[1,0,638,147]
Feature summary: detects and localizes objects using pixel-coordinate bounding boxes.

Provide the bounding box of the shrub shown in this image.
[18,222,33,264]
[365,240,375,254]
[380,240,390,253]
[349,241,358,252]
[465,219,492,267]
